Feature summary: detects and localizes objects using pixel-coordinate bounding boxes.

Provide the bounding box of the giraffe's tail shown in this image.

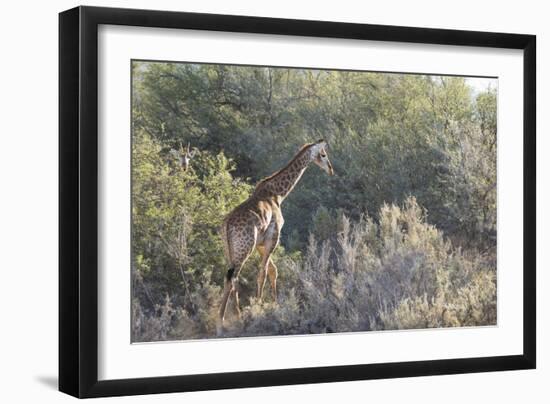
[220,217,233,267]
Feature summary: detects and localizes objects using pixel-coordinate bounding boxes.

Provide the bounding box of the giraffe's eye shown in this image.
[320,152,327,158]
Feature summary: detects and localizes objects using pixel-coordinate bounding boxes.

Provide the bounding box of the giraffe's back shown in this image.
[221,196,277,266]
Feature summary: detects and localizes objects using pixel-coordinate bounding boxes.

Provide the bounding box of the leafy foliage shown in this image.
[131,130,252,340]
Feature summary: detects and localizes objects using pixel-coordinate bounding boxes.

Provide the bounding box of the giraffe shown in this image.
[169,142,197,171]
[217,139,334,335]
[181,142,197,171]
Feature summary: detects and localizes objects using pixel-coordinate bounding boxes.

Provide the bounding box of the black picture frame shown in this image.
[59,5,536,398]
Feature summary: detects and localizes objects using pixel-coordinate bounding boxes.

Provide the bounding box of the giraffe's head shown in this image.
[310,139,334,176]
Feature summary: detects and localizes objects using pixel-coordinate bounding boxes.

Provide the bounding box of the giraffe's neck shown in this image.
[254,146,313,201]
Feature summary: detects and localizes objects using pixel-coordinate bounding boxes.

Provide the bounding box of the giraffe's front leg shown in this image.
[256,257,270,301]
[256,224,279,301]
[267,258,278,302]
[231,287,242,319]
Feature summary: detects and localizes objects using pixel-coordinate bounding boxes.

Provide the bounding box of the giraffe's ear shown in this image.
[310,141,326,156]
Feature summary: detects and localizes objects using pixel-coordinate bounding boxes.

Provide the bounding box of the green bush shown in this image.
[131,130,252,341]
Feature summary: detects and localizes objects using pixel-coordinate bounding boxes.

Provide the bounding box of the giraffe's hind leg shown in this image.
[217,225,257,336]
[218,267,236,333]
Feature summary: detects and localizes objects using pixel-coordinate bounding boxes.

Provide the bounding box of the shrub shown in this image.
[222,197,496,338]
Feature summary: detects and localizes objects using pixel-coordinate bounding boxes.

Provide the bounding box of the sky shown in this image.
[465,77,498,97]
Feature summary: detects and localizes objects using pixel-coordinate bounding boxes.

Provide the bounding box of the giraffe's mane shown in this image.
[254,143,315,190]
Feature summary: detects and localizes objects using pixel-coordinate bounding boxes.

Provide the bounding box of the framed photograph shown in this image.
[59,6,536,398]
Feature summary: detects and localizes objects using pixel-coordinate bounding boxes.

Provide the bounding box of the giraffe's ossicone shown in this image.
[217,139,334,335]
